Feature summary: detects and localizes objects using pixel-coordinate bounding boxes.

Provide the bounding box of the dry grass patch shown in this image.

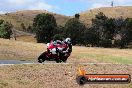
[0,64,132,88]
[0,38,132,64]
[0,38,45,60]
[80,6,132,27]
[14,35,36,43]
[71,46,132,64]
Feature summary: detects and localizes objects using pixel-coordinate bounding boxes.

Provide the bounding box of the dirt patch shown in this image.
[0,64,132,88]
[0,38,132,88]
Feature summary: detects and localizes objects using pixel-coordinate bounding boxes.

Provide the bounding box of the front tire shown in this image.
[38,53,46,63]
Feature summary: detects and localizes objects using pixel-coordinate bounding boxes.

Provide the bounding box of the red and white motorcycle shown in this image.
[38,38,72,63]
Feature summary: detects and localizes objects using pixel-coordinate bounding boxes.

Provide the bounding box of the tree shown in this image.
[27,25,35,33]
[64,18,86,45]
[53,34,64,41]
[75,13,80,19]
[81,28,99,46]
[33,13,57,43]
[125,18,132,43]
[113,17,128,48]
[21,23,26,32]
[91,12,113,47]
[0,20,12,39]
[53,25,64,35]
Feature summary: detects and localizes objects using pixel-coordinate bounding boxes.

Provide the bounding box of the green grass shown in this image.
[76,53,132,64]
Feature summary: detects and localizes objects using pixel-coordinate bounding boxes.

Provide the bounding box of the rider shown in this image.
[47,38,72,56]
[63,38,72,53]
[50,38,64,55]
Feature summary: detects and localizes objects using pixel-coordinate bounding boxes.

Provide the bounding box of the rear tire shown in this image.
[55,58,62,63]
[38,53,46,63]
[62,58,67,63]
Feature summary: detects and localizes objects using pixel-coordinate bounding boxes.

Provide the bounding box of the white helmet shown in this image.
[47,43,50,47]
[65,38,71,44]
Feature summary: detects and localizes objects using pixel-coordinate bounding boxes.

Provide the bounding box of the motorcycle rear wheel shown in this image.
[38,53,46,63]
[55,58,62,63]
[62,58,67,63]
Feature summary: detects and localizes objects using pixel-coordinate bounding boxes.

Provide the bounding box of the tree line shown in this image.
[0,12,132,48]
[32,12,132,48]
[83,12,132,48]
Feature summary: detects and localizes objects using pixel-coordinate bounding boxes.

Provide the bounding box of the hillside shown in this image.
[0,10,70,31]
[80,6,132,27]
[0,6,131,31]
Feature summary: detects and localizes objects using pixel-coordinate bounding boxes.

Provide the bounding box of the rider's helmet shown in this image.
[47,43,50,47]
[65,38,71,44]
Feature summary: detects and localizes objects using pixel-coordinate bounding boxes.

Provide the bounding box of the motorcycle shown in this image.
[38,41,72,63]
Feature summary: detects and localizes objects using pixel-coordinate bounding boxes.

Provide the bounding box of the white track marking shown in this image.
[0,62,131,66]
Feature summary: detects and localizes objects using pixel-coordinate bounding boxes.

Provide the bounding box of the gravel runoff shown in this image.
[0,63,132,88]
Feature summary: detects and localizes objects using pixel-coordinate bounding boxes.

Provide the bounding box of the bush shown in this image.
[99,39,112,48]
[0,20,12,39]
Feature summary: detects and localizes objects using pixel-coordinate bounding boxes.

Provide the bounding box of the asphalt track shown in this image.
[0,60,38,64]
[0,60,126,66]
